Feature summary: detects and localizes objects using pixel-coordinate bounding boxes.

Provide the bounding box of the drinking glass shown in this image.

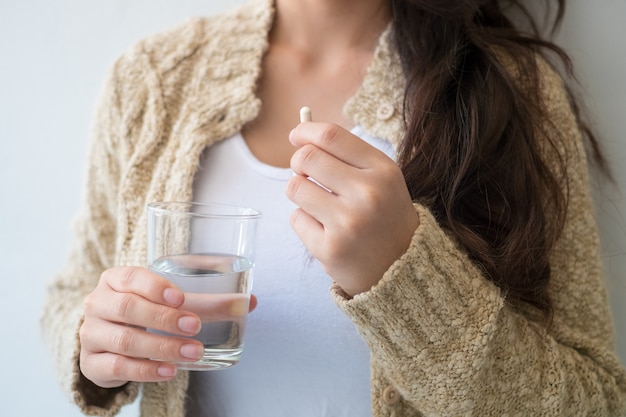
[147,202,261,370]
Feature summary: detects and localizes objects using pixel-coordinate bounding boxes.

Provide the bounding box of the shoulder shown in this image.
[110,0,273,83]
[95,0,272,146]
[496,49,571,114]
[494,48,593,217]
[496,49,584,152]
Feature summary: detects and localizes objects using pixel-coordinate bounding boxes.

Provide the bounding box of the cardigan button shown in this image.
[382,385,400,405]
[376,102,395,120]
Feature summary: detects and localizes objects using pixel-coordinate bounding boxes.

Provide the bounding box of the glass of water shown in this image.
[146,202,261,371]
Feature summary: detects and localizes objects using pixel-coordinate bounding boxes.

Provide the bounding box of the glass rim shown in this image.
[147,201,262,219]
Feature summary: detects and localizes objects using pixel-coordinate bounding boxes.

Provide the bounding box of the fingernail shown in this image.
[288,128,296,144]
[157,365,177,377]
[181,343,204,360]
[178,316,201,334]
[229,299,249,317]
[163,288,183,306]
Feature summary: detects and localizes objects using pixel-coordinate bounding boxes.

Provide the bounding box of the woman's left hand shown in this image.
[286,122,420,297]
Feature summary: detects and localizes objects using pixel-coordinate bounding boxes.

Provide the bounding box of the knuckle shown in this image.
[289,208,301,227]
[285,176,304,201]
[318,123,341,147]
[352,178,386,211]
[78,352,97,380]
[300,145,319,165]
[152,306,172,331]
[155,338,175,359]
[335,201,366,232]
[112,327,135,353]
[118,266,140,290]
[79,321,91,344]
[110,355,128,380]
[292,145,318,171]
[137,362,159,381]
[99,268,113,283]
[379,159,401,178]
[78,349,91,369]
[82,293,95,315]
[359,186,384,210]
[341,213,363,235]
[112,293,135,319]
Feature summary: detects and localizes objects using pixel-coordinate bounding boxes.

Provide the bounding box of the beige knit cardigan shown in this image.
[42,0,626,416]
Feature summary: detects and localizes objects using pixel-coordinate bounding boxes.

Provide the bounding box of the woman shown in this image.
[42,0,626,415]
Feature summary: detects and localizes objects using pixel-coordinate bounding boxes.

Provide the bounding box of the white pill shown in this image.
[300,106,312,123]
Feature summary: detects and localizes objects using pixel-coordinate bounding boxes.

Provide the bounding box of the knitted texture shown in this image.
[41,0,626,415]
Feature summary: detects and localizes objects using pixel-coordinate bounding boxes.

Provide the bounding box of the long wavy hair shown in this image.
[390,0,609,322]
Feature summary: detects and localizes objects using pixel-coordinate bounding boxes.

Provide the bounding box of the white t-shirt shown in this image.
[186,127,395,417]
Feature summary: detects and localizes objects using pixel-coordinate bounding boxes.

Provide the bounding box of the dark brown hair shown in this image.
[390,0,608,322]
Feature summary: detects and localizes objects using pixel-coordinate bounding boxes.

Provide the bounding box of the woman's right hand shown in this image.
[79,266,205,389]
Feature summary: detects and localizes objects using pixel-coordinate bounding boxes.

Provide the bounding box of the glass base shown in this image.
[176,348,243,371]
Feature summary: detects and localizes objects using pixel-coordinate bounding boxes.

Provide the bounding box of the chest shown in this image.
[186,132,383,417]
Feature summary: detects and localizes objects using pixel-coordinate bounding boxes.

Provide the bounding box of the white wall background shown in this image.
[555,3,626,365]
[0,1,623,416]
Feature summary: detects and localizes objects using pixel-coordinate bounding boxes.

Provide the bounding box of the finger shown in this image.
[286,174,341,223]
[81,318,203,362]
[80,351,178,388]
[102,266,184,307]
[83,288,201,336]
[289,122,385,169]
[289,207,325,257]
[290,144,357,195]
[182,293,251,322]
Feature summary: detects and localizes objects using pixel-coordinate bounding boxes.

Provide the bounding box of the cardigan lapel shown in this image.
[344,24,406,150]
[118,0,275,265]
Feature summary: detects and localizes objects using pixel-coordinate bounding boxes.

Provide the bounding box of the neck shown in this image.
[272,0,390,56]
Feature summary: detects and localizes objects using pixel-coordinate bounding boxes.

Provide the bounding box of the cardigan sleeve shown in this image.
[41,53,142,416]
[331,62,626,416]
